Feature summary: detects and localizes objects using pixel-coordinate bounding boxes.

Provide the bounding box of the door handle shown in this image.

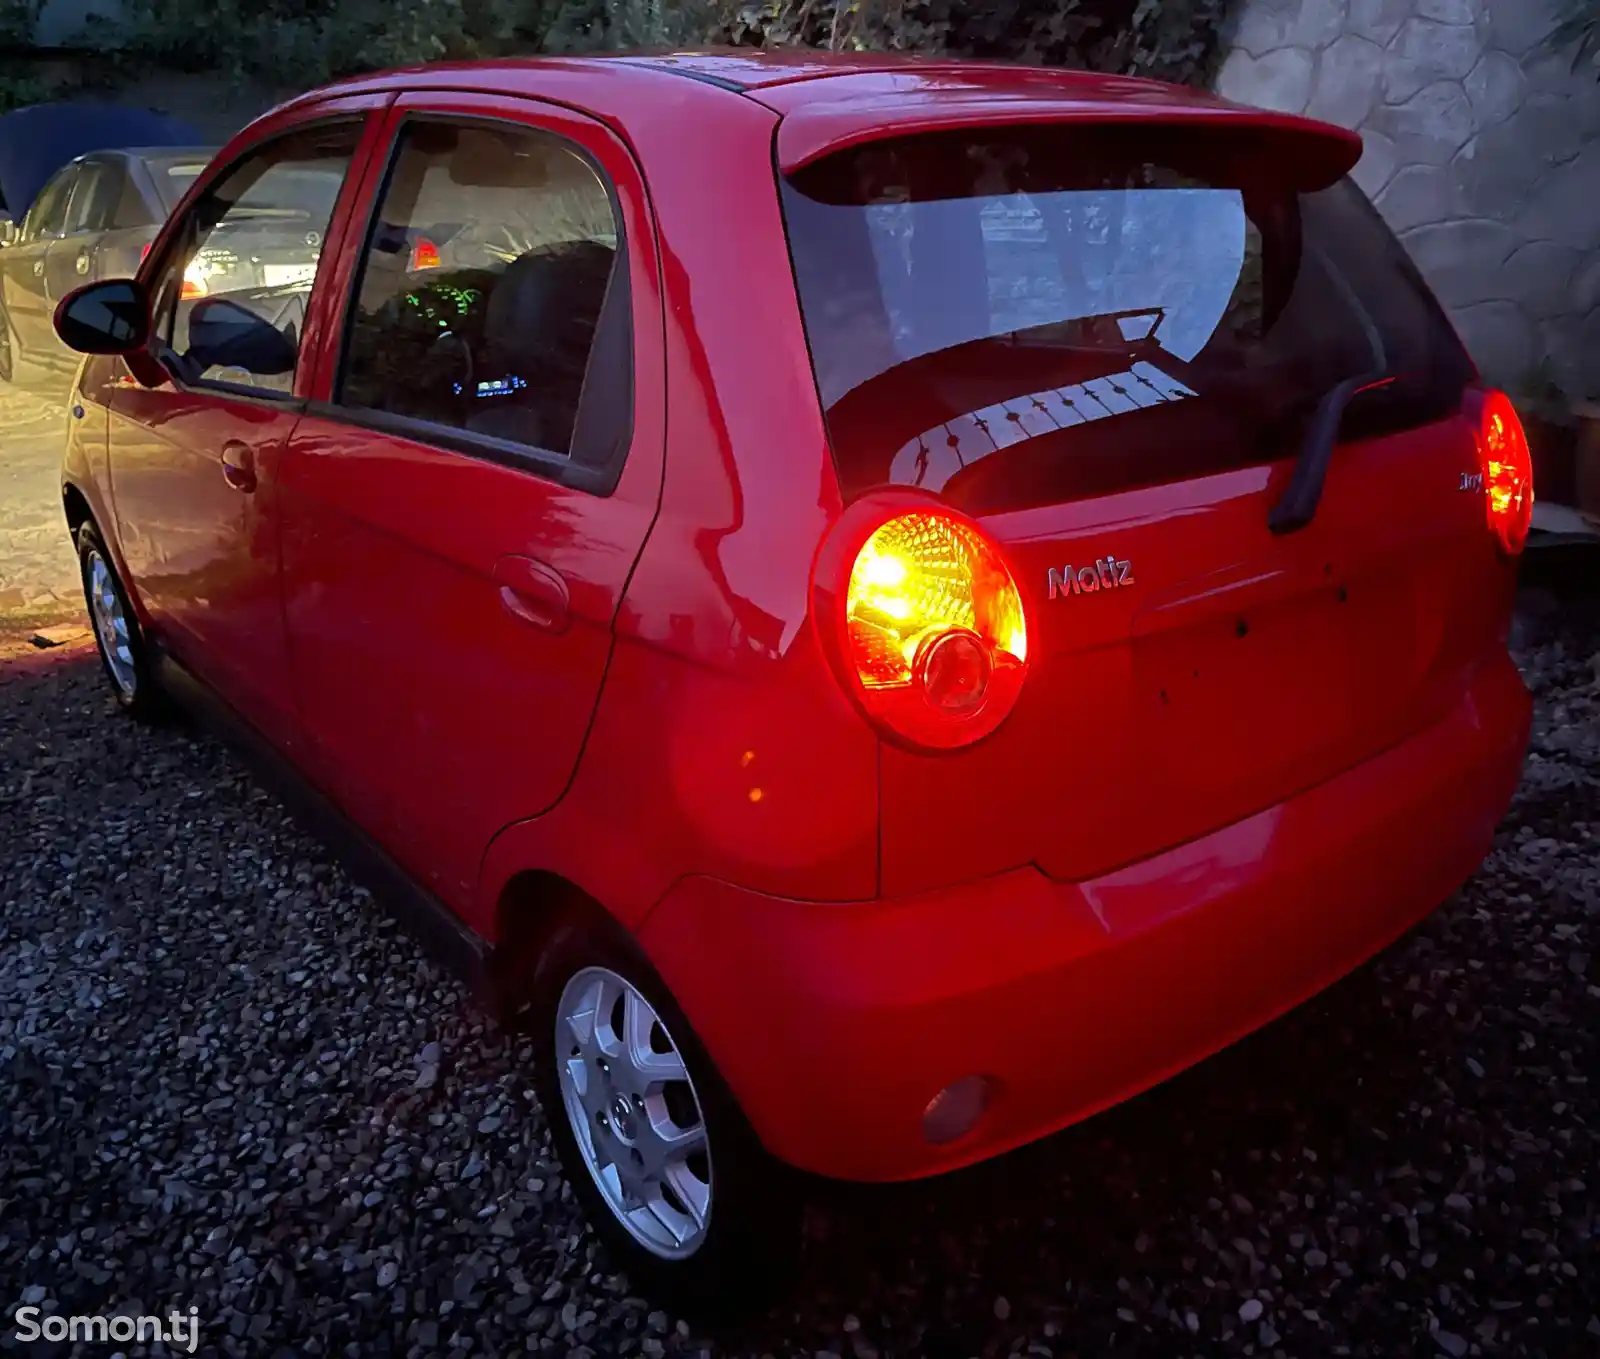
[220,440,257,493]
[493,555,570,634]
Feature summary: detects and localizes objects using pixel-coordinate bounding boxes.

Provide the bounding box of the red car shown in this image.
[53,52,1534,1302]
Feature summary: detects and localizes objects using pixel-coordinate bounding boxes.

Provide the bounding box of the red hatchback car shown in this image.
[54,52,1534,1300]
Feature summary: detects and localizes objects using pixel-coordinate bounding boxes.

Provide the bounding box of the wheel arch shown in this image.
[62,480,94,535]
[490,868,628,1020]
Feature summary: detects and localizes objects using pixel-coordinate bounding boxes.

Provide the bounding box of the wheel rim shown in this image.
[555,965,713,1260]
[86,550,136,697]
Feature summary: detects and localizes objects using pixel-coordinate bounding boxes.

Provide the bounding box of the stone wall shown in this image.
[1216,0,1600,402]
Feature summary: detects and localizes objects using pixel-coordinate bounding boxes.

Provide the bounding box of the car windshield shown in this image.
[781,124,1475,514]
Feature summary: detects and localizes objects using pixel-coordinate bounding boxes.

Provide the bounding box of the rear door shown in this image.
[43,155,119,306]
[782,123,1508,897]
[89,154,176,283]
[278,93,665,913]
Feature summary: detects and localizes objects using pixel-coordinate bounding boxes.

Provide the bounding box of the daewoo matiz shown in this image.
[53,51,1534,1303]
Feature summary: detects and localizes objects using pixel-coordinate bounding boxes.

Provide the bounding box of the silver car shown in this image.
[1,145,225,392]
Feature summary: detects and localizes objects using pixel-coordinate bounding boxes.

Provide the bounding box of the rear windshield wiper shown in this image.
[1268,370,1395,535]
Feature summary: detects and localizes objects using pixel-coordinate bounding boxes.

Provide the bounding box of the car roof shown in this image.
[284,47,1243,105]
[266,49,1362,186]
[123,145,219,160]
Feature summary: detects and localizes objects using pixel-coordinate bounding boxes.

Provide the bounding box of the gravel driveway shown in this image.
[2,596,1596,1359]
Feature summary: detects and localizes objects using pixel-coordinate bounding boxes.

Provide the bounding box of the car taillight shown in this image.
[410,237,440,270]
[1475,390,1534,556]
[813,499,1029,751]
[143,242,202,296]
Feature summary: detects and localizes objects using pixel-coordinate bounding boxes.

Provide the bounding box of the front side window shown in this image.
[783,126,1476,514]
[338,119,629,469]
[150,123,359,396]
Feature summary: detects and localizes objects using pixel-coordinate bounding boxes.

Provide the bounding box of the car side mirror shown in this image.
[185,298,296,376]
[54,279,151,354]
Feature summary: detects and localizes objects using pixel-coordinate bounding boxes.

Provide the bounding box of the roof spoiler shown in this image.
[773,79,1364,193]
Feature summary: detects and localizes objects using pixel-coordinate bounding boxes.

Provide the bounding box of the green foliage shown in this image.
[0,70,52,115]
[1549,0,1600,78]
[0,0,38,43]
[92,0,1235,89]
[540,0,733,51]
[1,1,49,114]
[713,0,1232,85]
[100,0,533,79]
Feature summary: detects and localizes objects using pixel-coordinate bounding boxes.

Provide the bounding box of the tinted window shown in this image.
[22,168,76,243]
[63,160,119,234]
[145,156,211,214]
[782,126,1475,514]
[111,170,153,230]
[151,124,359,395]
[338,120,629,467]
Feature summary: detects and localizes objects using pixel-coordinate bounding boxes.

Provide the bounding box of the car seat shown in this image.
[466,238,615,455]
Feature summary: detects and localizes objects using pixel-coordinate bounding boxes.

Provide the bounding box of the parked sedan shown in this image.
[51,52,1535,1308]
[0,102,216,391]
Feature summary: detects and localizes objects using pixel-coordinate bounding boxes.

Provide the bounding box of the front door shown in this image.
[278,94,665,914]
[107,109,381,754]
[1,164,75,378]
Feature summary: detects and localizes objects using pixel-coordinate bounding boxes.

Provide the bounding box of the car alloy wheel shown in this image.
[76,523,167,722]
[554,965,713,1260]
[85,547,137,699]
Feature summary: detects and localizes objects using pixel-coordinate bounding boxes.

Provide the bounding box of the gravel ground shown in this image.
[2,593,1596,1359]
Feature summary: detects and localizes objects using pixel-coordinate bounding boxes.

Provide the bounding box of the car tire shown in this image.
[527,911,801,1316]
[77,522,168,722]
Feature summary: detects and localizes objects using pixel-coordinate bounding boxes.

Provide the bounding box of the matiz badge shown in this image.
[1048,556,1135,599]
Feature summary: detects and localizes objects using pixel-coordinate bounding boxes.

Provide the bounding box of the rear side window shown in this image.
[337,119,631,475]
[63,159,119,234]
[782,126,1475,514]
[112,169,153,229]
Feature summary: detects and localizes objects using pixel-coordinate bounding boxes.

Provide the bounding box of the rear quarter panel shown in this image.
[477,77,880,931]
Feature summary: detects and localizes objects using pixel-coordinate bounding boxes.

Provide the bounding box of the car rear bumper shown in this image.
[636,650,1531,1183]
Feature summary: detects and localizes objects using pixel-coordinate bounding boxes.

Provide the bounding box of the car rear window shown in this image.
[780,124,1475,515]
[149,160,208,213]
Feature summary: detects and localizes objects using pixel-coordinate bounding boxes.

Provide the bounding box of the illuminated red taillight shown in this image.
[1475,390,1534,556]
[813,499,1029,751]
[410,237,441,270]
[139,242,151,262]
